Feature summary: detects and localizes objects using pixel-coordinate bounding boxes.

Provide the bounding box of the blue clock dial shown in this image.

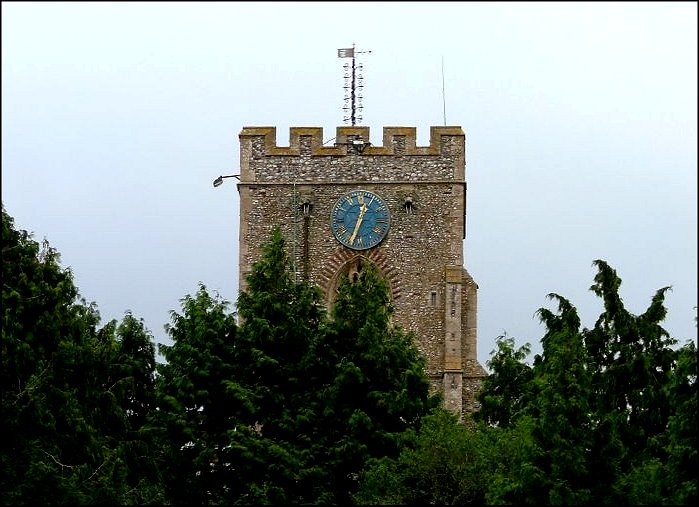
[331,190,391,250]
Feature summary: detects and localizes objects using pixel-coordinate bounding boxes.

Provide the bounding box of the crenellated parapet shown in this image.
[239,126,464,157]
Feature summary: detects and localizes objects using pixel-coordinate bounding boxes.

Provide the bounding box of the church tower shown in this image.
[236,125,486,414]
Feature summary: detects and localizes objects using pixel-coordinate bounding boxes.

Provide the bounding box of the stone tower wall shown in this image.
[237,126,486,414]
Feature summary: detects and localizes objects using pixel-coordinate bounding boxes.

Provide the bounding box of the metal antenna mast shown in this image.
[338,43,371,126]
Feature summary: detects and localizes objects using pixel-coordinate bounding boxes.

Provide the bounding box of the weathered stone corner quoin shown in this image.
[237,125,486,415]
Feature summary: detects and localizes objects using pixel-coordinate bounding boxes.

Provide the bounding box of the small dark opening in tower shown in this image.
[404,196,414,214]
[348,258,363,284]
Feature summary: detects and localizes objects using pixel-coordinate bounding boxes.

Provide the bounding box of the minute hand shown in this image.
[348,204,368,244]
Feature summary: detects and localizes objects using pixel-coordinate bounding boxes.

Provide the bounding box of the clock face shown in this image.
[331,190,391,250]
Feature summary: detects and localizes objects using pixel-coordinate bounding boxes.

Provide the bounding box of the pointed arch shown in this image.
[319,247,402,309]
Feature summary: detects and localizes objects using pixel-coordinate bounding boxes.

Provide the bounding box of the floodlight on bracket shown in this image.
[212,174,240,188]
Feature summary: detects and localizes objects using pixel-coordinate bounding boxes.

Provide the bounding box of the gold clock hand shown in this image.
[348,203,368,244]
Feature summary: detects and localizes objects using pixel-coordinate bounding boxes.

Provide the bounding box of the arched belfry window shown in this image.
[326,256,393,310]
[347,257,363,284]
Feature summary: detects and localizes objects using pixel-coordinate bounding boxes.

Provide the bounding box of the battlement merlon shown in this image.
[238,126,465,158]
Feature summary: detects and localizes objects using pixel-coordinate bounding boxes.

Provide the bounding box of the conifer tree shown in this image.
[98,313,162,504]
[528,294,593,504]
[151,285,246,505]
[584,260,693,503]
[232,226,327,503]
[435,259,696,505]
[1,204,161,504]
[308,259,437,504]
[229,229,436,504]
[355,407,493,505]
[474,333,534,428]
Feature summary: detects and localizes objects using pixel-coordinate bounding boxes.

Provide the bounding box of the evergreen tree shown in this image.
[151,285,248,505]
[474,332,534,428]
[528,294,593,504]
[308,259,438,504]
[1,204,161,504]
[228,228,436,503]
[487,262,697,505]
[584,260,684,503]
[232,226,327,504]
[151,227,435,504]
[355,407,493,505]
[98,313,163,504]
[628,339,697,505]
[436,259,695,505]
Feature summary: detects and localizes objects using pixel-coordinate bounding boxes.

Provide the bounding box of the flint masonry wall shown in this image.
[237,126,486,414]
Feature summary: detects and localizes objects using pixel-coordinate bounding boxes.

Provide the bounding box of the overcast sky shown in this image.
[3,1,697,368]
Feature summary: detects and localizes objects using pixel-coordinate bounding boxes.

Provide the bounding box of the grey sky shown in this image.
[2,1,697,367]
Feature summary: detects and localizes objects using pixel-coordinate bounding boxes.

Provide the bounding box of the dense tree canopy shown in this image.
[1,204,161,504]
[306,259,438,503]
[355,260,696,505]
[150,227,437,505]
[472,332,534,429]
[2,205,696,505]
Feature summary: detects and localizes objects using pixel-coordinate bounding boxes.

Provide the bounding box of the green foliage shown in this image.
[99,313,163,504]
[152,228,436,504]
[5,203,694,505]
[307,259,438,503]
[474,332,534,428]
[355,408,495,504]
[581,260,687,504]
[152,284,247,505]
[474,258,697,505]
[232,227,328,503]
[620,338,698,505]
[527,294,593,504]
[236,226,326,429]
[1,204,162,504]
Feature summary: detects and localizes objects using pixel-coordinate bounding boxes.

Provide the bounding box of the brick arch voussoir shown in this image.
[320,247,402,304]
